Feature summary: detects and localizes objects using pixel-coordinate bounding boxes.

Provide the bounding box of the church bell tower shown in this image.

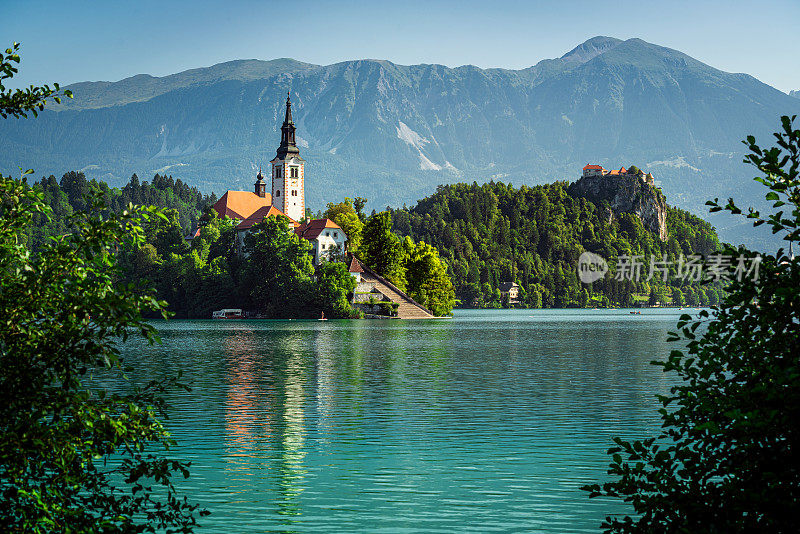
[271,93,305,221]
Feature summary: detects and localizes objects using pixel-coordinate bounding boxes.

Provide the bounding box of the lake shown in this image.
[120,308,692,533]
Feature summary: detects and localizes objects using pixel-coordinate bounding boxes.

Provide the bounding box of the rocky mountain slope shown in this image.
[1,36,798,248]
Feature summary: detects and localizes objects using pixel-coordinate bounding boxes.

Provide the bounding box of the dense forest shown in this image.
[391,181,723,308]
[26,171,214,251]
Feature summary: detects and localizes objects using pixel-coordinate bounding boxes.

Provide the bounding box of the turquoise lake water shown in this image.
[119,308,694,533]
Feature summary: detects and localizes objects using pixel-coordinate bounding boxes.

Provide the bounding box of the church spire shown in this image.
[276,91,300,159]
[284,91,293,124]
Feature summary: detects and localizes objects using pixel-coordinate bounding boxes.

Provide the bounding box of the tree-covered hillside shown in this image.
[26,171,214,250]
[391,181,721,308]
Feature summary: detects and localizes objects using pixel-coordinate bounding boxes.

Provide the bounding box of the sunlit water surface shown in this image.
[118,308,694,533]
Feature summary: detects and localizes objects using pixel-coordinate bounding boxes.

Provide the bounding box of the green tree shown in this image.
[0,177,207,531]
[324,197,364,251]
[312,262,358,318]
[354,196,368,221]
[1,42,71,118]
[583,116,800,532]
[402,237,456,316]
[361,211,407,289]
[580,287,590,308]
[648,285,667,306]
[0,44,205,531]
[626,165,643,176]
[671,286,685,307]
[529,288,543,308]
[243,215,315,317]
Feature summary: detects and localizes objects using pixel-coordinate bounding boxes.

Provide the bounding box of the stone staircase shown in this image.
[350,255,435,319]
[369,276,434,319]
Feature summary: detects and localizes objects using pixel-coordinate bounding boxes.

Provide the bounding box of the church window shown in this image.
[290,167,299,178]
[276,190,280,197]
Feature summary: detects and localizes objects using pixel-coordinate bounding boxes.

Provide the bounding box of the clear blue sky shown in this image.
[3,0,799,92]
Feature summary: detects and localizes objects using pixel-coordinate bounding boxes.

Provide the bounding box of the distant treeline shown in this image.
[25,171,214,251]
[391,181,723,308]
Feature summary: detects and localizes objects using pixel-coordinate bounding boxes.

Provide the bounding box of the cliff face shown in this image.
[568,173,668,240]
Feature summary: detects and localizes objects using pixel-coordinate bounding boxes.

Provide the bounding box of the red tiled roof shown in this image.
[294,218,342,241]
[235,205,297,230]
[607,169,620,175]
[583,164,605,171]
[347,255,364,273]
[213,191,272,220]
[619,166,627,173]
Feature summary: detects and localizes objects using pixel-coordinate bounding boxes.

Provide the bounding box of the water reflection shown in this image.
[275,349,308,519]
[119,309,690,533]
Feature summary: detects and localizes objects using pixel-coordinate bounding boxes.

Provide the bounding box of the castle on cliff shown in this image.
[582,164,654,185]
[571,163,667,241]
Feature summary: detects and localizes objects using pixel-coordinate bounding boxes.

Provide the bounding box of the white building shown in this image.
[295,218,347,265]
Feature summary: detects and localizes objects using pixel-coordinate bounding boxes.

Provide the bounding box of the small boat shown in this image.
[318,311,328,321]
[629,311,641,315]
[212,309,244,319]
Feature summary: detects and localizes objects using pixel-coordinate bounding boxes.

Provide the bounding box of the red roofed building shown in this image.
[184,227,201,242]
[347,254,364,282]
[201,94,304,231]
[295,218,346,264]
[212,187,272,220]
[579,164,656,185]
[582,164,606,178]
[189,94,351,264]
[232,205,299,254]
[236,205,297,231]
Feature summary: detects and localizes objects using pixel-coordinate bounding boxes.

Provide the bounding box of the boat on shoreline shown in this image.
[212,309,244,319]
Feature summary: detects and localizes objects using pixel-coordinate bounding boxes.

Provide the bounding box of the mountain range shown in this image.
[2,36,799,248]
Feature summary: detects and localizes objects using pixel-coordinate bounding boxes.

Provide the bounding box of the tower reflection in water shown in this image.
[222,327,310,522]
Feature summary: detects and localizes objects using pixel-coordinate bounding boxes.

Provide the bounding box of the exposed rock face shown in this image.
[568,173,668,241]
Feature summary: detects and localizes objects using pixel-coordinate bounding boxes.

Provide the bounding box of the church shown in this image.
[204,93,347,264]
[194,93,437,319]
